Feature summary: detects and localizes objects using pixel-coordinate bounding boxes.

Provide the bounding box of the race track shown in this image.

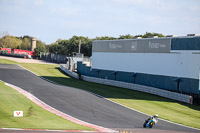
[0,64,199,133]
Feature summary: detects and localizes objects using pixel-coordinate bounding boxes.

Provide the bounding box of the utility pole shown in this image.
[78,40,81,54]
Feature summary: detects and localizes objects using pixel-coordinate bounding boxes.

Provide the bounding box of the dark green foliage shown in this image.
[35,40,46,56]
[34,47,45,57]
[94,36,117,40]
[119,34,134,39]
[48,36,93,57]
[48,32,165,57]
[142,32,165,38]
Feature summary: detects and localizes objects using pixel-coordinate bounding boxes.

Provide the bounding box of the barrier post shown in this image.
[189,96,192,104]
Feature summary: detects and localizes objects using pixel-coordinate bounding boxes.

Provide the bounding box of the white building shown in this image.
[90,36,200,95]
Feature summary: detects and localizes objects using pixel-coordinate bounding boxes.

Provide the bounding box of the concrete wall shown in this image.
[82,75,193,104]
[60,64,79,79]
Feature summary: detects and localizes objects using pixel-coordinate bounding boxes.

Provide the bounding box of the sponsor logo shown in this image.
[14,111,23,117]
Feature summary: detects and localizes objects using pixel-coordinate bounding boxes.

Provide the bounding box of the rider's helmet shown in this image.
[154,114,159,118]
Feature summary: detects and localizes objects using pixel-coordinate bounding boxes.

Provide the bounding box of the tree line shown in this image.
[48,32,164,57]
[0,32,165,57]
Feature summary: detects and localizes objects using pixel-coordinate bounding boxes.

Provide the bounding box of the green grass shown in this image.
[0,58,200,129]
[0,58,17,64]
[0,80,93,130]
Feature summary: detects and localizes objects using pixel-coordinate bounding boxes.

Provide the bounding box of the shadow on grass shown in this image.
[41,68,200,112]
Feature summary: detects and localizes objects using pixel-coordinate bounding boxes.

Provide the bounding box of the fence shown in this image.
[40,52,67,63]
[40,52,91,71]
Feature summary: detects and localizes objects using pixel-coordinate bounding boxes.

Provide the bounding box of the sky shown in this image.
[0,0,200,44]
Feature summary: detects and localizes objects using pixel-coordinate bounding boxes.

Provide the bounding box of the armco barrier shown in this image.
[82,75,193,104]
[60,64,79,79]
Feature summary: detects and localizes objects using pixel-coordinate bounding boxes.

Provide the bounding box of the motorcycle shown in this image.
[143,118,156,128]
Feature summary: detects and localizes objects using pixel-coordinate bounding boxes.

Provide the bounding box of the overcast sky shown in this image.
[0,0,200,44]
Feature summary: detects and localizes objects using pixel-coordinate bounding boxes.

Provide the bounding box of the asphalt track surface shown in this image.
[0,64,199,133]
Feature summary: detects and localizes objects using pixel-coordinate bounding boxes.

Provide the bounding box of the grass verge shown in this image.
[0,58,93,130]
[0,58,200,129]
[0,80,93,130]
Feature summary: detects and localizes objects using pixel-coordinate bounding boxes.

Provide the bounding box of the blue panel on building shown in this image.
[77,62,200,94]
[88,69,98,77]
[171,37,200,50]
[99,69,115,80]
[77,62,84,75]
[135,73,177,91]
[180,78,199,94]
[116,71,134,83]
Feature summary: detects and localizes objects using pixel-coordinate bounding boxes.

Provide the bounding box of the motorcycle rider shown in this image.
[147,114,159,124]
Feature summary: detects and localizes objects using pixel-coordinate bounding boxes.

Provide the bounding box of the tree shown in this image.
[34,40,46,56]
[20,37,31,50]
[142,32,165,38]
[48,43,61,54]
[95,36,116,40]
[0,35,22,49]
[119,34,134,39]
[67,36,93,56]
[36,40,46,50]
[48,36,93,56]
[34,47,45,57]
